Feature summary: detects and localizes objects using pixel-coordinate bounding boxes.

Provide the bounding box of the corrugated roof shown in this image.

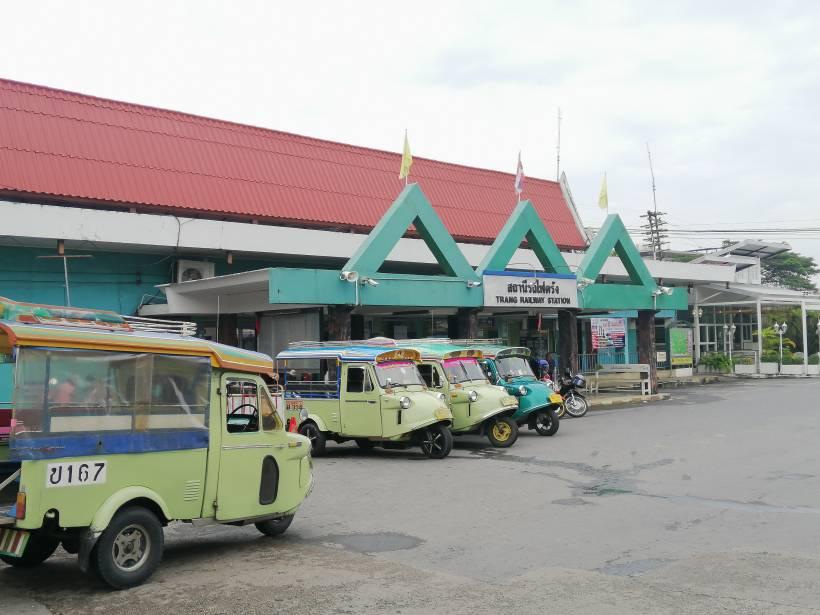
[0,78,586,248]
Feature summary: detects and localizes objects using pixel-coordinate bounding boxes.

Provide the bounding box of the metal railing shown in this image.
[579,351,640,373]
[122,315,197,336]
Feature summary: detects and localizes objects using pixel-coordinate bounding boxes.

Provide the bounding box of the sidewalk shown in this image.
[587,391,670,408]
[586,374,723,409]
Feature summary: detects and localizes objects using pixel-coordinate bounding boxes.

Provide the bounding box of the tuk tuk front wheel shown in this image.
[419,424,453,459]
[93,506,164,589]
[487,416,518,448]
[255,514,295,537]
[554,403,567,418]
[534,409,560,436]
[299,421,326,456]
[0,531,59,568]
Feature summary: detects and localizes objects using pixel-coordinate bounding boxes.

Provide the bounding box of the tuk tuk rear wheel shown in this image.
[487,416,518,448]
[299,421,326,456]
[419,424,453,459]
[0,531,59,568]
[534,409,559,436]
[255,514,295,537]
[93,506,164,589]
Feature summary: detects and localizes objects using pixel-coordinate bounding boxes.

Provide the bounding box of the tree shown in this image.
[761,251,819,291]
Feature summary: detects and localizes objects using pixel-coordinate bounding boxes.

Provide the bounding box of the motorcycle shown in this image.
[556,369,589,418]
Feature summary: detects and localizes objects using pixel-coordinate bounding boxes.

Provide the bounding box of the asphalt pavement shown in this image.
[5,378,820,614]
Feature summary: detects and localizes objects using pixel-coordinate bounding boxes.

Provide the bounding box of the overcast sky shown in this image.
[4,1,819,262]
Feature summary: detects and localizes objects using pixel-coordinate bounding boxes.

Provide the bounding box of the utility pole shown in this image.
[642,144,668,260]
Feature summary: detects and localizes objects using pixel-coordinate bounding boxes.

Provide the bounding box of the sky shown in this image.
[3,1,820,263]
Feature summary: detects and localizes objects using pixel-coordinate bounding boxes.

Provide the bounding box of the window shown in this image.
[259,388,281,432]
[418,364,443,388]
[11,348,211,459]
[225,380,260,433]
[346,366,372,393]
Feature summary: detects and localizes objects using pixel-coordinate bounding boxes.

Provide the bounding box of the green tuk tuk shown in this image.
[394,341,520,447]
[277,342,454,459]
[459,342,562,437]
[0,298,313,589]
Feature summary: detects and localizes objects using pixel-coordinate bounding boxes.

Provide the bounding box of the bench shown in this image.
[586,363,651,396]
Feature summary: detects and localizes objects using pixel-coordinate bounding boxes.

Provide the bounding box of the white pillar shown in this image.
[693,301,701,364]
[756,299,763,373]
[802,301,809,376]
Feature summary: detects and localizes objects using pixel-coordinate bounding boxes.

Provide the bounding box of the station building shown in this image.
[3,78,789,392]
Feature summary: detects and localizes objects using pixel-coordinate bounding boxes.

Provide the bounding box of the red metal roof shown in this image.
[0,79,586,249]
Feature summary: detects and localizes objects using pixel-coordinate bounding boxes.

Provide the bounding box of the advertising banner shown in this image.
[670,327,693,366]
[482,272,577,309]
[591,317,626,349]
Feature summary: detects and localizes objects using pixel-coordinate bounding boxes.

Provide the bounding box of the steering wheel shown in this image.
[229,403,259,432]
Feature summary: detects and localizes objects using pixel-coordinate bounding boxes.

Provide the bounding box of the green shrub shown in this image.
[698,352,733,372]
[783,355,805,365]
[810,354,820,365]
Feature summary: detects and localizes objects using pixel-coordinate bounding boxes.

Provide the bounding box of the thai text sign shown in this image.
[482,271,577,308]
[669,327,693,366]
[591,317,626,349]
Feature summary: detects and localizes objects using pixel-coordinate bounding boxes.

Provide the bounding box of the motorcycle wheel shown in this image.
[564,393,589,418]
[554,403,567,418]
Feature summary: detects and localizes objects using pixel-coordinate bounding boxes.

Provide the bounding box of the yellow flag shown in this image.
[598,173,608,210]
[399,130,413,180]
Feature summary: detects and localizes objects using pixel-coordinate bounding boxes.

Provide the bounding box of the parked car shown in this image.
[277,341,454,458]
[0,297,313,588]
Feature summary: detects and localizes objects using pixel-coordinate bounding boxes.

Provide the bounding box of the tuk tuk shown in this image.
[393,340,520,447]
[0,297,313,589]
[276,341,454,458]
[459,342,562,437]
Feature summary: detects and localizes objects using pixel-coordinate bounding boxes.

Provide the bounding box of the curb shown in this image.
[589,393,670,409]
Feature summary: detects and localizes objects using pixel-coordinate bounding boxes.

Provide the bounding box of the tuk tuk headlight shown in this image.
[518,385,528,396]
[467,390,479,403]
[299,407,309,423]
[437,392,446,403]
[399,396,412,409]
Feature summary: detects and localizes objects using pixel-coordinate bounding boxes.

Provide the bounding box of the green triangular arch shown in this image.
[343,183,480,280]
[576,214,657,289]
[476,200,571,275]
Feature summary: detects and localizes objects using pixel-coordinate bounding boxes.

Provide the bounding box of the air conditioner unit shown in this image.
[176,260,215,283]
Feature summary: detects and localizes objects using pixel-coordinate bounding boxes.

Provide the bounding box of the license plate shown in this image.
[46,460,107,488]
[549,393,563,403]
[0,528,29,557]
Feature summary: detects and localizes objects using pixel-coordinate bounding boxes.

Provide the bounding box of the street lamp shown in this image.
[723,323,737,361]
[773,322,788,370]
[815,320,820,364]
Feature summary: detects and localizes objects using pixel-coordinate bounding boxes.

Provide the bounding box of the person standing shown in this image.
[545,352,557,380]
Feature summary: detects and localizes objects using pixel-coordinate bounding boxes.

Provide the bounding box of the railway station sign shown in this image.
[482,270,578,309]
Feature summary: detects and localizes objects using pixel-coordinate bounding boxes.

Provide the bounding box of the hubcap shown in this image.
[492,422,511,441]
[537,414,552,430]
[422,429,443,453]
[112,524,150,572]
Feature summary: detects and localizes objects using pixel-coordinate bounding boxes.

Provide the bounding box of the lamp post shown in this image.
[773,322,788,372]
[816,320,820,367]
[693,307,703,363]
[723,323,736,362]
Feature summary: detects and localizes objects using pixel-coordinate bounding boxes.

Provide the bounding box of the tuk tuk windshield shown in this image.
[495,356,535,379]
[442,358,488,384]
[375,361,424,388]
